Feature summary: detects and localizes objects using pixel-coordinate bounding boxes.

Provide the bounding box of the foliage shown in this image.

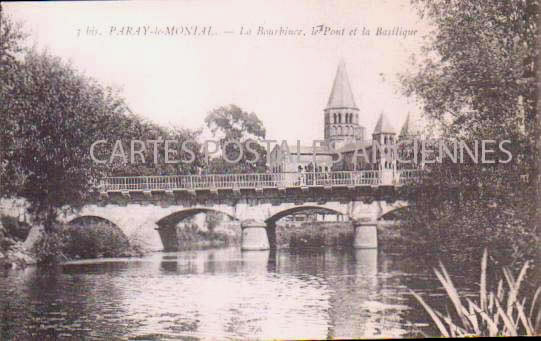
[0,14,203,231]
[276,221,353,249]
[0,215,30,242]
[404,0,538,142]
[411,250,541,336]
[399,176,539,265]
[204,104,268,173]
[1,49,131,230]
[397,0,540,265]
[173,221,238,250]
[0,8,27,196]
[401,0,540,233]
[31,221,140,264]
[62,222,132,259]
[204,211,223,232]
[31,228,66,265]
[100,115,205,177]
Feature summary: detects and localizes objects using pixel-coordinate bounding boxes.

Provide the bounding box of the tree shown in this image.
[0,7,27,196]
[0,8,207,233]
[0,50,134,231]
[99,114,205,177]
[395,1,540,265]
[204,104,268,173]
[401,0,540,232]
[1,49,206,232]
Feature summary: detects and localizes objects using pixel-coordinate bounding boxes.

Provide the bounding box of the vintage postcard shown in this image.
[1,0,540,339]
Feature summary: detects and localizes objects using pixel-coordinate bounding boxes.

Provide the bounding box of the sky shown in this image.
[5,0,429,144]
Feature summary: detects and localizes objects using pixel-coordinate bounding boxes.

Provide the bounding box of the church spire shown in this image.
[399,112,420,138]
[373,111,395,135]
[399,112,411,137]
[326,60,358,109]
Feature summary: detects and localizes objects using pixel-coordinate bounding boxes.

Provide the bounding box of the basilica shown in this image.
[269,60,419,174]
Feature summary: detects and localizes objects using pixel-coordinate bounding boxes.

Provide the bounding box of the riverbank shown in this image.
[0,216,36,269]
[0,214,146,269]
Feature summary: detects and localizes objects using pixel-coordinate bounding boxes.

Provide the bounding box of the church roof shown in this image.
[270,144,333,156]
[337,140,372,153]
[326,60,358,109]
[373,112,395,134]
[296,145,333,155]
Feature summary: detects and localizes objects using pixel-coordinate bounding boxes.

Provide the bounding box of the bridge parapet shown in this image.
[98,170,422,194]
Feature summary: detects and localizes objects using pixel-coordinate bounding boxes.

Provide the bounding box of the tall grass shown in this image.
[411,249,541,336]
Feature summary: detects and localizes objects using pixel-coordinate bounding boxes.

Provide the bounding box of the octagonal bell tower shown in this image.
[324,60,365,149]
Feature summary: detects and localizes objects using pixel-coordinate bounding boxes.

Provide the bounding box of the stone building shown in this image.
[269,60,418,174]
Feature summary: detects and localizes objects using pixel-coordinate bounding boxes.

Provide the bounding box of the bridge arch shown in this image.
[378,205,410,221]
[68,215,121,229]
[265,205,349,225]
[156,208,238,228]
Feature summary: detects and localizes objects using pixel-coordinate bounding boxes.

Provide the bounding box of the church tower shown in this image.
[324,60,365,149]
[372,111,396,177]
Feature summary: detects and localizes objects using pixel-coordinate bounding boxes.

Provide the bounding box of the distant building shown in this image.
[269,60,420,176]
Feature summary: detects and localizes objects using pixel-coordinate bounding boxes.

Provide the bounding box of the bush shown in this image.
[399,193,539,266]
[63,222,131,259]
[0,215,31,241]
[32,228,66,265]
[31,221,139,264]
[173,222,237,250]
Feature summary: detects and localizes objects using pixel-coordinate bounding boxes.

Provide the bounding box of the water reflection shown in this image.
[0,247,468,339]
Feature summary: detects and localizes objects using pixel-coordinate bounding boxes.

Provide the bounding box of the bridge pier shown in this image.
[352,222,378,249]
[241,220,270,251]
[155,224,179,252]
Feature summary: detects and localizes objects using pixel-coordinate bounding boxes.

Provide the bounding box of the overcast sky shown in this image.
[5,0,429,144]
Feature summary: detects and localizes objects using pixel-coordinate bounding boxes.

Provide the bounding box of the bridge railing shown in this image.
[397,169,423,185]
[98,170,422,192]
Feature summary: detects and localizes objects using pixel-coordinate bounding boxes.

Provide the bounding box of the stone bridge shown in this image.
[60,171,415,251]
[2,171,417,251]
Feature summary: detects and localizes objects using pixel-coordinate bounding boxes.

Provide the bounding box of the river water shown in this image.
[0,247,479,340]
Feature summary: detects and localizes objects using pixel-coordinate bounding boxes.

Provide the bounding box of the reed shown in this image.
[411,249,541,336]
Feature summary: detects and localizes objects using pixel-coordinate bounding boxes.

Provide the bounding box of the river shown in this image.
[0,247,480,340]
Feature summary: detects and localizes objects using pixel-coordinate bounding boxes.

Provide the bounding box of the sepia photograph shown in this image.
[0,0,540,339]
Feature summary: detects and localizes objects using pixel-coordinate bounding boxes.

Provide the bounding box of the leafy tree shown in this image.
[0,50,134,231]
[204,104,268,173]
[99,114,205,177]
[0,7,27,196]
[1,49,206,232]
[402,1,539,175]
[402,0,541,260]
